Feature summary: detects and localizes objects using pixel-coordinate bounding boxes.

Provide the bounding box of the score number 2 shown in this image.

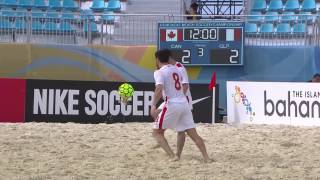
[182,49,191,64]
[230,49,239,64]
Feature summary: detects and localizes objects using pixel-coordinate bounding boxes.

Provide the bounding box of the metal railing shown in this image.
[0,10,318,46]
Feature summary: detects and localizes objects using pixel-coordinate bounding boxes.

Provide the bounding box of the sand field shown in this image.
[1,123,320,179]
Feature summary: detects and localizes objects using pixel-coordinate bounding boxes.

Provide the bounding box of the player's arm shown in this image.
[152,84,163,106]
[182,84,189,95]
[151,85,163,120]
[151,71,164,120]
[180,67,190,95]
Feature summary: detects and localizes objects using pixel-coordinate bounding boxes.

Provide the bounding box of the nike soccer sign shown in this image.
[23,79,218,123]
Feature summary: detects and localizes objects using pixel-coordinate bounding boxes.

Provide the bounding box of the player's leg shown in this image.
[152,103,180,158]
[175,103,195,159]
[175,94,192,158]
[152,129,175,158]
[151,129,165,149]
[178,106,211,163]
[185,128,211,163]
[152,102,166,149]
[176,131,186,160]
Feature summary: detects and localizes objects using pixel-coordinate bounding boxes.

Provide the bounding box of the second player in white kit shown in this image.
[175,62,193,110]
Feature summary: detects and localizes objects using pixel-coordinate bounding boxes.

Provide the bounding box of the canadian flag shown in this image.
[160,29,183,42]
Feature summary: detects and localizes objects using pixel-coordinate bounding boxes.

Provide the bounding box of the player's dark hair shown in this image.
[313,73,320,78]
[155,49,171,63]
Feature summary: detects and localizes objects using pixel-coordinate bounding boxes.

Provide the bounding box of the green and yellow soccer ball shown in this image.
[118,83,134,98]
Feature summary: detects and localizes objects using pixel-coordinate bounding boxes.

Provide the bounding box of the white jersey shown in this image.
[175,62,193,109]
[154,64,187,103]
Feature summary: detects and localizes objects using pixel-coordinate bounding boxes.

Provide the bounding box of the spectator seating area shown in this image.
[0,0,120,34]
[245,0,317,35]
[0,0,315,45]
[0,0,121,11]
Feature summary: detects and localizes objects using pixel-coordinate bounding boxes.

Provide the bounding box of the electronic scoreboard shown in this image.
[158,21,244,66]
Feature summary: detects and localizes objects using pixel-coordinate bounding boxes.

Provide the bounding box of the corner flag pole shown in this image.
[209,72,216,124]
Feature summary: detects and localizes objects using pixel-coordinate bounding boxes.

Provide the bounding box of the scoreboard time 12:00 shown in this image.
[158,22,244,66]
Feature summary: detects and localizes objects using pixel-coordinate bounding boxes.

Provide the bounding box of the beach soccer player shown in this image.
[150,49,211,163]
[154,49,193,160]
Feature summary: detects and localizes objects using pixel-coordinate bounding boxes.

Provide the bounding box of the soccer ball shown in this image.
[118,83,134,98]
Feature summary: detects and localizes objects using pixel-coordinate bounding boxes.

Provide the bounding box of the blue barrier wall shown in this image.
[0,44,318,111]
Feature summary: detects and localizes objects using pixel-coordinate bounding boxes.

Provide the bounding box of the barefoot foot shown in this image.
[170,155,180,162]
[151,144,161,149]
[203,158,214,163]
